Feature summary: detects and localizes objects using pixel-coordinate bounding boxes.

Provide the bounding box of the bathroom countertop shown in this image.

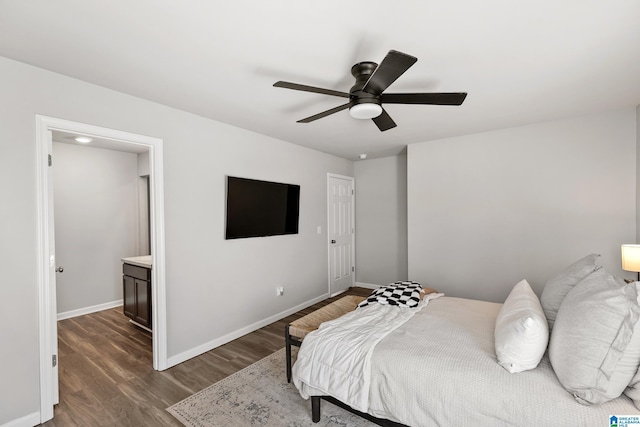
[121,255,152,268]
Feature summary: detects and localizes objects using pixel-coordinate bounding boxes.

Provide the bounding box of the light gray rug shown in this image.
[167,348,375,427]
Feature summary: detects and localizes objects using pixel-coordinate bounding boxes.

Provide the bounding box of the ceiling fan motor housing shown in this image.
[349,61,382,117]
[350,61,379,96]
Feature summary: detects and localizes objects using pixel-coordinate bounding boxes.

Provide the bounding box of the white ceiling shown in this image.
[2,1,639,160]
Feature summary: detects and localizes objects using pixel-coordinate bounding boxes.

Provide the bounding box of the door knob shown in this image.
[331,240,336,244]
[56,266,64,273]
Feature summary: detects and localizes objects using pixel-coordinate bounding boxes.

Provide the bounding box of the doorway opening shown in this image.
[35,116,168,423]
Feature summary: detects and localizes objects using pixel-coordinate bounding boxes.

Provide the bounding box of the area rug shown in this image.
[167,347,375,426]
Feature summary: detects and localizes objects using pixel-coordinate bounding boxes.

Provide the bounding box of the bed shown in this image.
[292,258,640,426]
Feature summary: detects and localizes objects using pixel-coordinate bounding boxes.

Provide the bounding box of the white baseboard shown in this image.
[1,411,40,427]
[355,282,379,289]
[57,300,123,321]
[166,293,330,368]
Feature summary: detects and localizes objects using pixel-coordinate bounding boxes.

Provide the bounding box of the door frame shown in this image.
[35,115,168,422]
[326,173,356,296]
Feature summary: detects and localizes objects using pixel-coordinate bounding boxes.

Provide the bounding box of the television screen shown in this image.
[225,176,300,239]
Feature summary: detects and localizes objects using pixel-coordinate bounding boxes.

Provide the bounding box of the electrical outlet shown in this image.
[276,286,284,296]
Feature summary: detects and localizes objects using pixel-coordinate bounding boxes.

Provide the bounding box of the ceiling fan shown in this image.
[274,50,467,132]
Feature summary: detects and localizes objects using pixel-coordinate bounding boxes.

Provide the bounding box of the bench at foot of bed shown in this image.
[285,294,366,382]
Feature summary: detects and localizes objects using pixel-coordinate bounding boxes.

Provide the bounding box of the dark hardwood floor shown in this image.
[42,287,371,426]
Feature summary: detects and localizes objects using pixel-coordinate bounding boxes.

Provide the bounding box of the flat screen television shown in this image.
[225,176,300,239]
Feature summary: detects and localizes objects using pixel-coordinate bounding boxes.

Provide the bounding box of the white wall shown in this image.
[53,142,139,315]
[0,56,352,425]
[637,105,640,241]
[354,154,408,286]
[408,108,637,303]
[137,151,151,255]
[137,150,150,176]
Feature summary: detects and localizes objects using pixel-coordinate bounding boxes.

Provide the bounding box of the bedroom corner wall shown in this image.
[354,154,408,287]
[408,108,637,303]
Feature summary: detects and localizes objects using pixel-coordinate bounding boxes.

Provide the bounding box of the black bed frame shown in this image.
[311,395,409,427]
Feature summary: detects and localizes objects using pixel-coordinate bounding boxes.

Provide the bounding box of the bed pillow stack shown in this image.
[544,256,640,407]
[495,279,549,373]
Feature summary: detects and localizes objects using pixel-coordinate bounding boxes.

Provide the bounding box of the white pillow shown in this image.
[549,270,640,405]
[622,324,640,410]
[540,254,601,331]
[495,279,549,373]
[357,281,424,308]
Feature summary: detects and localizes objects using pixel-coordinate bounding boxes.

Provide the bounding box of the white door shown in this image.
[328,174,355,295]
[47,130,60,405]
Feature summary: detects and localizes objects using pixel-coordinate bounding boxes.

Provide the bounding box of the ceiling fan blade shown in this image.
[372,108,397,132]
[382,92,468,105]
[274,81,350,98]
[362,50,417,95]
[297,102,354,123]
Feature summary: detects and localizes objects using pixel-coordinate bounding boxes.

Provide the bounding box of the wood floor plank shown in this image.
[59,388,119,427]
[43,287,372,426]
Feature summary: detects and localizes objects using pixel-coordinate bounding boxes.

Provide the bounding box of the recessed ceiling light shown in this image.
[359,154,367,160]
[74,136,93,144]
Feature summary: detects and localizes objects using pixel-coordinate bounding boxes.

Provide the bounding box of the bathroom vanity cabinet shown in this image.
[122,256,152,330]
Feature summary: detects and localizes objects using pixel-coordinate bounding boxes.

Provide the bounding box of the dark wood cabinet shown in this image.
[123,275,137,319]
[122,263,152,330]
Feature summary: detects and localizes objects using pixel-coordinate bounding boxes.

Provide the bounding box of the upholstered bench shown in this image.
[285,294,366,382]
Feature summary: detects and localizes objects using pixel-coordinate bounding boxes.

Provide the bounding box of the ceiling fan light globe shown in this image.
[349,103,383,119]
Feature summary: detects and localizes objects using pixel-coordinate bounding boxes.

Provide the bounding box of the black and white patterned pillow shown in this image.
[358,281,423,308]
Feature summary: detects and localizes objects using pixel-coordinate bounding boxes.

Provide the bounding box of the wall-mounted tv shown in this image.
[225,176,300,239]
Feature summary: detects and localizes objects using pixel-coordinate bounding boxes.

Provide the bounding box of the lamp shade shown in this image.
[621,244,640,272]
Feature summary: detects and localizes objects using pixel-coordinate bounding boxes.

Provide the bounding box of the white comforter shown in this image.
[292,293,442,412]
